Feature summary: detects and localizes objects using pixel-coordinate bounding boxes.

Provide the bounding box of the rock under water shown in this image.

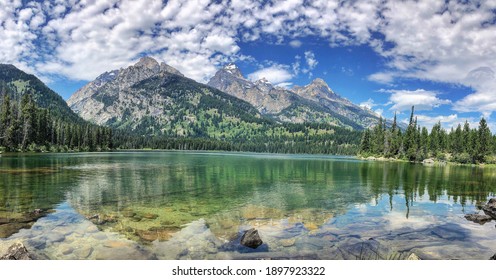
[464,214,493,225]
[0,242,32,260]
[482,198,496,219]
[240,228,263,249]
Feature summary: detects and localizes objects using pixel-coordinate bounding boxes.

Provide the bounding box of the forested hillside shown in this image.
[0,64,112,152]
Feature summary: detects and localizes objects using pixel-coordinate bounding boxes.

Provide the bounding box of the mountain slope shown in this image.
[207,64,360,129]
[292,78,381,129]
[68,57,273,138]
[0,64,83,123]
[208,64,385,129]
[0,64,112,151]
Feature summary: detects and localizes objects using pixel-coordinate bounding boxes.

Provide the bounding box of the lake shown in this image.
[0,151,495,260]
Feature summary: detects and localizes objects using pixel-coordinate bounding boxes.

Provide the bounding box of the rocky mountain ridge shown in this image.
[208,63,381,129]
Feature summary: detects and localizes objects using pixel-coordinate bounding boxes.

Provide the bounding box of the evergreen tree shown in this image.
[372,117,385,155]
[403,106,418,161]
[360,129,371,154]
[388,113,401,158]
[475,117,492,163]
[462,121,471,153]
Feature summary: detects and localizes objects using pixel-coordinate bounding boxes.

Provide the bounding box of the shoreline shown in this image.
[357,155,496,168]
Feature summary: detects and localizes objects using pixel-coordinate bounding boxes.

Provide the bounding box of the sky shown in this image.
[1,0,496,130]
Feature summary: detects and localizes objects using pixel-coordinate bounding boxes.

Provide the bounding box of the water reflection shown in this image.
[1,152,496,259]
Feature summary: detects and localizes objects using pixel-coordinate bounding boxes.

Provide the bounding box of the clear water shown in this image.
[0,151,495,259]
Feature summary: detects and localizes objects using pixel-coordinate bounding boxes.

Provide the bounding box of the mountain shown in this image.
[0,64,82,122]
[208,64,382,129]
[0,64,112,152]
[292,78,381,129]
[207,64,361,129]
[67,57,272,137]
[67,57,364,154]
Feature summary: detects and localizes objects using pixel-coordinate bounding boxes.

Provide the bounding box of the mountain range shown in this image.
[208,63,381,129]
[0,57,379,153]
[68,57,383,135]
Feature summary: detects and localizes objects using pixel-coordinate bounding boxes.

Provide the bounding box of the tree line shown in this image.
[359,106,496,164]
[112,123,362,155]
[0,94,113,152]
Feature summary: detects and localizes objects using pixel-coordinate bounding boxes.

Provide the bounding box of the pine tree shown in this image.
[0,94,11,147]
[388,113,401,158]
[360,129,371,154]
[462,121,471,153]
[475,117,492,163]
[404,106,418,161]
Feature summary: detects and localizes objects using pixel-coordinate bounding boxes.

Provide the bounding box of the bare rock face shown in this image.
[240,228,263,249]
[0,242,32,260]
[292,78,381,129]
[67,56,185,126]
[208,64,293,115]
[482,198,496,219]
[464,214,493,225]
[207,64,355,126]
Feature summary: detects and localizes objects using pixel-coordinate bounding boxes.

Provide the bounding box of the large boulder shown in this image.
[240,228,263,249]
[490,253,496,260]
[0,242,32,260]
[464,214,493,225]
[482,198,496,219]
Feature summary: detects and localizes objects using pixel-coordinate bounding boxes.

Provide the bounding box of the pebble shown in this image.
[142,213,158,220]
[92,232,108,241]
[73,247,93,259]
[46,233,65,243]
[104,241,130,249]
[280,238,296,247]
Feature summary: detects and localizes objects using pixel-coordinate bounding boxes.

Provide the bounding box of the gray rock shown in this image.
[482,198,496,219]
[464,213,493,225]
[240,228,263,249]
[0,242,32,260]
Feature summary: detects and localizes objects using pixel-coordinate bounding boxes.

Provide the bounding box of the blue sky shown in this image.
[1,0,496,130]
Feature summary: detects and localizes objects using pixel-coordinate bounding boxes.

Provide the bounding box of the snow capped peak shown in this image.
[218,63,244,78]
[224,63,238,70]
[260,77,270,84]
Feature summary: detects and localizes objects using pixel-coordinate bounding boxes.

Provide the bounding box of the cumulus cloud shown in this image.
[0,0,494,120]
[412,114,481,130]
[368,72,395,84]
[359,98,377,110]
[247,64,293,84]
[289,40,302,48]
[384,89,452,112]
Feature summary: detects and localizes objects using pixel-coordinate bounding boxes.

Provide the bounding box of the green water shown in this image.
[1,151,495,259]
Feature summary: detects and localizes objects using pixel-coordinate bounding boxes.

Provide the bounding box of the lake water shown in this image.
[1,151,495,260]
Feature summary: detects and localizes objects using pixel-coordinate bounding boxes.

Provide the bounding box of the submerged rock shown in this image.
[0,242,32,260]
[482,198,496,219]
[464,214,493,225]
[406,253,421,260]
[240,228,263,249]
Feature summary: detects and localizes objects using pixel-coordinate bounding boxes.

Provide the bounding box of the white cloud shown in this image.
[412,114,483,130]
[304,51,318,69]
[247,65,293,84]
[385,89,452,112]
[0,0,494,120]
[289,40,302,48]
[359,98,376,110]
[368,72,395,84]
[374,108,384,117]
